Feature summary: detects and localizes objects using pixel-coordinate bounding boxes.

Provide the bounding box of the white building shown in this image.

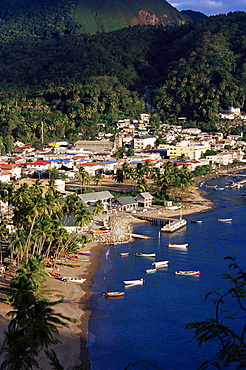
[134,135,156,150]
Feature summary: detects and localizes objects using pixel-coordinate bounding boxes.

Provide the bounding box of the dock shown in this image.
[133,213,187,232]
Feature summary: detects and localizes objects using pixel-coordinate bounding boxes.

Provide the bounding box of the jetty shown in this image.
[133,213,187,232]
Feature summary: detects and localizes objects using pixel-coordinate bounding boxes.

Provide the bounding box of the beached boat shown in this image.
[61,277,86,283]
[120,252,129,257]
[218,218,232,222]
[48,271,62,278]
[105,291,125,298]
[145,268,157,274]
[152,260,169,268]
[134,253,156,257]
[167,243,188,249]
[124,278,144,285]
[190,220,202,224]
[175,271,200,276]
[56,262,81,268]
[91,229,109,234]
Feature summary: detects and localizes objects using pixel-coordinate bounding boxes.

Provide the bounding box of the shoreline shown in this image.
[1,166,246,369]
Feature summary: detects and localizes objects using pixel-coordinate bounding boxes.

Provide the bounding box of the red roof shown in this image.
[26,160,51,165]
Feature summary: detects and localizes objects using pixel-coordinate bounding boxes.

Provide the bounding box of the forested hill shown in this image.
[0,11,246,146]
[0,0,189,41]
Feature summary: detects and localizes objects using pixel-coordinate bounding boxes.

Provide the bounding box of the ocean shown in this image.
[87,174,246,370]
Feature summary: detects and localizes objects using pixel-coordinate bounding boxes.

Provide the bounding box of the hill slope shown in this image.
[0,0,189,41]
[74,0,189,33]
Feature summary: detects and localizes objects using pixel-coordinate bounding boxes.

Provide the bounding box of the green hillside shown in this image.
[74,0,188,33]
[0,11,245,145]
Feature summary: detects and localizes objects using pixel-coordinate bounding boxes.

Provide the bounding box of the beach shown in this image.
[0,166,245,369]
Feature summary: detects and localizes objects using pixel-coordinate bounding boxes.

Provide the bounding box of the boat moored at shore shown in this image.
[152,260,169,268]
[175,271,200,276]
[124,278,144,285]
[105,291,125,298]
[167,243,188,249]
[134,253,156,257]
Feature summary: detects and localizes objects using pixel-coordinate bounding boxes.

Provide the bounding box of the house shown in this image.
[0,164,22,179]
[78,191,114,210]
[136,192,153,208]
[113,196,138,211]
[24,160,51,172]
[134,135,156,150]
[73,140,114,153]
[74,163,103,176]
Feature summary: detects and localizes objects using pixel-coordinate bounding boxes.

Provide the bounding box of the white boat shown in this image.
[167,243,188,249]
[124,278,144,285]
[175,271,200,276]
[134,253,156,257]
[217,218,232,222]
[61,277,86,283]
[152,260,169,268]
[145,268,157,274]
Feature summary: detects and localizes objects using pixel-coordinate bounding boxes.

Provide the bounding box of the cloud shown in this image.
[171,0,246,16]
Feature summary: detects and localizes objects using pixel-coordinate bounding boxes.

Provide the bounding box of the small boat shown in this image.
[48,271,62,278]
[61,277,86,283]
[242,193,246,197]
[167,243,188,249]
[120,252,129,257]
[134,253,156,257]
[145,268,157,274]
[105,291,125,298]
[218,218,232,222]
[91,229,109,234]
[215,187,224,191]
[190,220,202,224]
[152,260,169,268]
[124,278,144,285]
[175,271,200,276]
[206,185,217,189]
[56,262,81,268]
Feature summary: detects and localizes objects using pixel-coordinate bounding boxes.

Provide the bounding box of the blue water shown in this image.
[87,175,246,370]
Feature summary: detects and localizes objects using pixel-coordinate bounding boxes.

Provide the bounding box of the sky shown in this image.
[170,0,246,16]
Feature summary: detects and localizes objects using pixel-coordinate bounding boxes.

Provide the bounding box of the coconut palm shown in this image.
[75,203,93,230]
[94,200,104,215]
[1,256,70,369]
[76,167,91,193]
[113,168,125,184]
[94,173,102,189]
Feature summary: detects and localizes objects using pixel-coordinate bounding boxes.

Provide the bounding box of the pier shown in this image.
[133,213,187,232]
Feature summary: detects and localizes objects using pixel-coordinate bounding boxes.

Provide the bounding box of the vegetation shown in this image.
[0,12,245,143]
[187,257,246,369]
[0,256,71,369]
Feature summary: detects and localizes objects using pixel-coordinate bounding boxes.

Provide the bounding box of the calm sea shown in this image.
[87,174,246,370]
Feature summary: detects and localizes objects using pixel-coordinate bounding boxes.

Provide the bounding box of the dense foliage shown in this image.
[0,11,246,143]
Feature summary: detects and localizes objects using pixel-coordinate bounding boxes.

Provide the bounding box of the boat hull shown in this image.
[175,271,200,276]
[152,260,169,268]
[124,279,144,285]
[134,253,156,257]
[167,243,188,248]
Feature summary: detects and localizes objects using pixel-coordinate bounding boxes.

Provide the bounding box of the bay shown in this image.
[87,174,246,370]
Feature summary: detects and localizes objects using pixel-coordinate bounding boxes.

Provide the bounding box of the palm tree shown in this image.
[94,200,104,215]
[75,203,93,230]
[113,168,125,184]
[1,256,71,369]
[94,173,102,189]
[76,167,91,193]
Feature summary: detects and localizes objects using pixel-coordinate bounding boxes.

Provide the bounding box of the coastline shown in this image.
[1,166,246,369]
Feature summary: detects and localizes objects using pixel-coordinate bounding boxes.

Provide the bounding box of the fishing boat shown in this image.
[91,229,109,234]
[190,220,202,224]
[105,291,125,298]
[48,271,62,278]
[145,268,157,274]
[61,277,86,283]
[124,278,144,285]
[120,252,129,257]
[56,262,81,268]
[152,260,169,268]
[175,271,200,276]
[134,253,156,257]
[217,218,232,222]
[167,243,188,249]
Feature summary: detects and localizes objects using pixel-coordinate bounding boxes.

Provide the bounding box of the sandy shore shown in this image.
[1,166,245,369]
